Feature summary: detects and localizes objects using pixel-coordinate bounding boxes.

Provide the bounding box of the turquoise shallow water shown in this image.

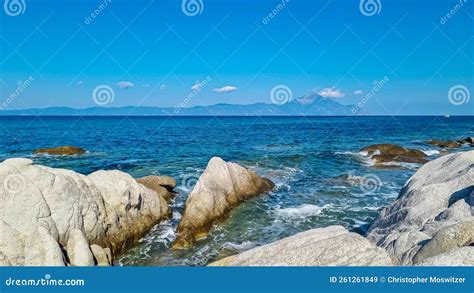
[0,116,472,266]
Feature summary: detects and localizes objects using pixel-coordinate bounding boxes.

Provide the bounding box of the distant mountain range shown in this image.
[0,94,363,116]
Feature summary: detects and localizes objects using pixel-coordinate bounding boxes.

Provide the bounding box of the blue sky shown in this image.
[0,0,473,114]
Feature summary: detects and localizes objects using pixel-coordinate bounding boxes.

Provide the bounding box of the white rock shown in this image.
[173,157,274,249]
[210,226,393,266]
[417,247,474,266]
[0,158,169,266]
[90,244,111,266]
[24,226,65,266]
[367,151,474,265]
[67,229,94,266]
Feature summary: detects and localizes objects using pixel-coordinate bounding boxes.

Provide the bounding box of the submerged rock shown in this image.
[426,140,461,148]
[0,158,169,266]
[367,150,474,265]
[136,175,176,201]
[425,137,474,149]
[172,157,274,249]
[360,144,428,168]
[209,226,393,266]
[33,146,86,156]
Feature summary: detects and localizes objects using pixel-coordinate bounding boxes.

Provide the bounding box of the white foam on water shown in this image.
[220,241,257,252]
[336,150,377,166]
[422,149,440,156]
[138,221,176,245]
[172,211,182,220]
[274,204,325,219]
[380,161,420,170]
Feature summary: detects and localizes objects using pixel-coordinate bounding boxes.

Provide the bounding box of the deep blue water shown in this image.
[0,116,472,266]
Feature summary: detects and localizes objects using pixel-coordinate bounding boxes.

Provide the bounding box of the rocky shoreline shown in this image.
[211,150,473,266]
[0,142,472,266]
[0,158,171,266]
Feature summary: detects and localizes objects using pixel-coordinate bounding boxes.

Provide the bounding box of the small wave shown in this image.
[422,149,440,156]
[220,241,257,252]
[138,221,176,245]
[172,211,182,220]
[336,151,376,166]
[274,204,325,219]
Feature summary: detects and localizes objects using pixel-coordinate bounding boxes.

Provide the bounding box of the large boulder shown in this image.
[0,158,169,266]
[33,146,86,156]
[360,144,428,168]
[209,226,393,266]
[172,157,274,249]
[367,151,474,265]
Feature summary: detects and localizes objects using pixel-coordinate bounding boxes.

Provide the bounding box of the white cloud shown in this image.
[212,85,238,93]
[318,87,344,98]
[353,90,364,95]
[117,81,134,89]
[191,82,202,91]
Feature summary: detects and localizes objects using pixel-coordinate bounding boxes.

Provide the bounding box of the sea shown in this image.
[0,116,472,266]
